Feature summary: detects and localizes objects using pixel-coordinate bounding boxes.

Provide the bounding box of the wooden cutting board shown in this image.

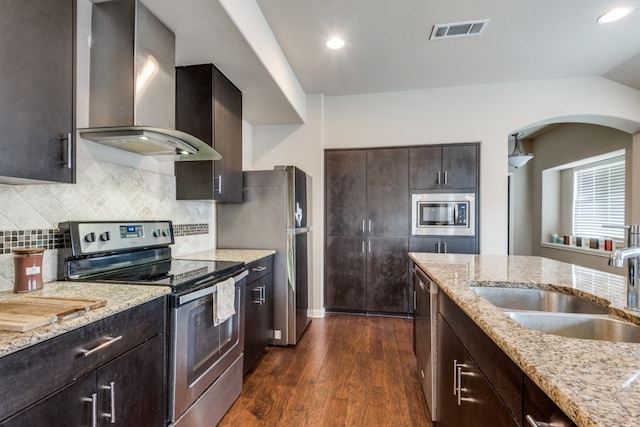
[0,296,107,332]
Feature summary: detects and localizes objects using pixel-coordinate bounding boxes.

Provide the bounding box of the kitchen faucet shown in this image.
[608,224,640,310]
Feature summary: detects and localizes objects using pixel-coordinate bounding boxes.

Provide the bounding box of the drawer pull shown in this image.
[252,266,267,272]
[80,336,123,357]
[525,415,551,427]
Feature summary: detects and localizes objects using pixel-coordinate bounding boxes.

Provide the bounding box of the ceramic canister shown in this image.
[13,248,45,293]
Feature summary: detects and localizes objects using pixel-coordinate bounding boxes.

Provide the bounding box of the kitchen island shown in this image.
[410,253,640,427]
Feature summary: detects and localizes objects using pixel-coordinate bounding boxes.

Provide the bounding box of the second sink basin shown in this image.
[505,312,640,343]
[471,287,609,314]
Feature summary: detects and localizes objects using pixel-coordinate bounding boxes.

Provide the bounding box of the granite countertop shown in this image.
[177,248,276,264]
[409,253,640,427]
[0,249,273,359]
[0,281,170,358]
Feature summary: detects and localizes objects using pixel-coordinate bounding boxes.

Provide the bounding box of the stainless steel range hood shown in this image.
[79,0,221,161]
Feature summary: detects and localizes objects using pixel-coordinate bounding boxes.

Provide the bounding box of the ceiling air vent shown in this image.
[430,19,490,40]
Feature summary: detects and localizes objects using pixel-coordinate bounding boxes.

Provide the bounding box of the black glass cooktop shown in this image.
[83,259,244,293]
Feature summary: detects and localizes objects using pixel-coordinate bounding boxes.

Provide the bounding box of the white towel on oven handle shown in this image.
[215,277,236,325]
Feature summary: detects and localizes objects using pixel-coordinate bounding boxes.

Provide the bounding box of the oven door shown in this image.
[169,269,248,421]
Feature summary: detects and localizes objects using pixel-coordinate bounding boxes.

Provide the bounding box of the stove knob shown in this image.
[162,229,170,237]
[84,232,96,243]
[153,229,162,237]
[99,231,111,241]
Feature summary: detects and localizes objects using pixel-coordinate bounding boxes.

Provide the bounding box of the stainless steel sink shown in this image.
[504,311,640,343]
[471,287,609,314]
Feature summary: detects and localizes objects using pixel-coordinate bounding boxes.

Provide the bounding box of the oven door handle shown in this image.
[177,269,248,306]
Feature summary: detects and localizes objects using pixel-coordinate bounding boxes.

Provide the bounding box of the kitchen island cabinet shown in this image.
[325,148,409,314]
[410,253,632,427]
[0,0,75,184]
[175,63,242,202]
[0,296,167,426]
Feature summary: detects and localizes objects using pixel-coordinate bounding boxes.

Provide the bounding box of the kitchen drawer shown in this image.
[246,255,274,283]
[0,296,166,422]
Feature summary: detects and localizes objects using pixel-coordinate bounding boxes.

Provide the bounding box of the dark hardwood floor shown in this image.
[219,314,433,426]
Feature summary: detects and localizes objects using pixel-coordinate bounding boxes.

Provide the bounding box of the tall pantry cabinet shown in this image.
[325,148,409,314]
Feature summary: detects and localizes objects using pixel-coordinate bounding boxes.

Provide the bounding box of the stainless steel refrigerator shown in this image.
[217,166,312,346]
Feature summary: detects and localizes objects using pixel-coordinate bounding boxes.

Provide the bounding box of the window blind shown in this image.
[573,159,625,241]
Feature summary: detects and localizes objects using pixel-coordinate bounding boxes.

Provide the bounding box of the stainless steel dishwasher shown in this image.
[414,266,439,421]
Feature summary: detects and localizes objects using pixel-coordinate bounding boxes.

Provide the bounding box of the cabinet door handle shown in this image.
[437,171,441,184]
[443,242,447,253]
[525,415,552,427]
[83,393,98,427]
[252,287,262,304]
[443,170,448,185]
[457,366,462,405]
[61,133,72,169]
[362,241,365,253]
[260,285,266,304]
[453,359,458,395]
[215,174,223,193]
[436,242,441,253]
[102,381,116,424]
[252,266,267,272]
[80,336,123,357]
[368,220,372,233]
[413,290,417,311]
[362,219,365,234]
[368,240,371,253]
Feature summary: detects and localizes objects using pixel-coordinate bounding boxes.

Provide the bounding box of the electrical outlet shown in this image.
[274,330,281,340]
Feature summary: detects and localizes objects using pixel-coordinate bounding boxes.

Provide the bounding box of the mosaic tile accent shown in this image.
[0,223,209,255]
[0,229,64,254]
[174,223,209,237]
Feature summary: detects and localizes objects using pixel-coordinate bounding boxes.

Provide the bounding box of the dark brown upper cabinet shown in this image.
[410,144,478,190]
[175,64,242,202]
[0,0,75,184]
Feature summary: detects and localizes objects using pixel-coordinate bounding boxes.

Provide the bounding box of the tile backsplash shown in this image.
[0,158,216,291]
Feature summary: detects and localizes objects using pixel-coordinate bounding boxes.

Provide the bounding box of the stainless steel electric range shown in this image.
[58,220,248,426]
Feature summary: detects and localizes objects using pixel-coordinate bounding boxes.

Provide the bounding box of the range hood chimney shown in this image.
[79,0,221,161]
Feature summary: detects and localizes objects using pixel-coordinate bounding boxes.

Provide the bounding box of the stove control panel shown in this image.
[63,221,174,255]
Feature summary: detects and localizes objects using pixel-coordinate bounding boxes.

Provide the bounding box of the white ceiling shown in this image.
[142,0,640,125]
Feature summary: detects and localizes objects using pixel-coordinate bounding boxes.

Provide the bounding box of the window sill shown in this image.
[540,242,615,258]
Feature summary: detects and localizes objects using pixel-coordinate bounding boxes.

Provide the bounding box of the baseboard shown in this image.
[307,307,326,318]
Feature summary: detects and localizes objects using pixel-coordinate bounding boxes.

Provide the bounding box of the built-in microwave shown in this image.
[412,193,475,236]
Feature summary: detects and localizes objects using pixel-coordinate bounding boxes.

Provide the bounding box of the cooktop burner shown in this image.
[81,258,244,293]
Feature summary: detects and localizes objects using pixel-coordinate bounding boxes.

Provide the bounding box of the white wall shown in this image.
[250,95,325,317]
[247,77,640,314]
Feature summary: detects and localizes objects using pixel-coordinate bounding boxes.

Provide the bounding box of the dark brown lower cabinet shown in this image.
[0,298,166,426]
[437,317,518,427]
[325,236,367,311]
[0,336,165,427]
[244,256,274,374]
[325,236,408,313]
[366,237,409,313]
[523,376,577,427]
[409,236,477,254]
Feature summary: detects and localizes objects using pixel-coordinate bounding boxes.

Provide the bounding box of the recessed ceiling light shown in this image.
[597,6,634,23]
[326,37,345,49]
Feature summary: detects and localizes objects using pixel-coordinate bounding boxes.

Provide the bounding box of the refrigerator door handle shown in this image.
[286,227,313,234]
